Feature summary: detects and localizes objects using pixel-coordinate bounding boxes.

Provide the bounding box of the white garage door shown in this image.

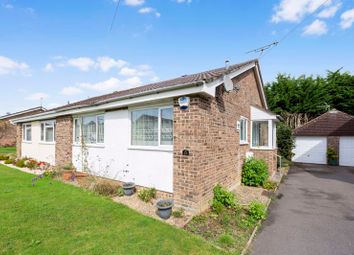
[339,137,354,167]
[293,136,327,164]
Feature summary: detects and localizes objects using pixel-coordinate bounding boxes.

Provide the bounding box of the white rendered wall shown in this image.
[21,121,56,165]
[72,109,174,193]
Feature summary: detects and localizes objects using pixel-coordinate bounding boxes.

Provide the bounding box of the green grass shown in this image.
[0,146,16,154]
[0,165,225,255]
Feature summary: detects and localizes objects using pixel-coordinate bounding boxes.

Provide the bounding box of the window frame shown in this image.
[40,120,56,143]
[130,105,174,149]
[22,123,32,142]
[250,120,273,150]
[239,116,248,145]
[73,114,105,146]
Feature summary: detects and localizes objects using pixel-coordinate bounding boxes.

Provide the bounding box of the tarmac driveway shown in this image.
[251,163,354,255]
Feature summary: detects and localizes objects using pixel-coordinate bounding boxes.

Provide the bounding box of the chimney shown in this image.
[225,60,230,70]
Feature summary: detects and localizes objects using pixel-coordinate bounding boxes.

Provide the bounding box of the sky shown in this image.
[0,0,353,115]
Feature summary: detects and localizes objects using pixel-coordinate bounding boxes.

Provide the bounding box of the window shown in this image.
[40,121,56,143]
[74,115,104,145]
[240,117,248,144]
[252,121,269,147]
[23,124,32,142]
[131,107,173,147]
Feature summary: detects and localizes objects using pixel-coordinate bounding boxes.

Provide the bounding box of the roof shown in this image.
[0,106,46,120]
[293,109,354,136]
[51,59,259,112]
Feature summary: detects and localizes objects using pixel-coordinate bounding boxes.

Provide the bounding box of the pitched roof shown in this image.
[0,106,46,120]
[51,59,258,112]
[293,109,354,136]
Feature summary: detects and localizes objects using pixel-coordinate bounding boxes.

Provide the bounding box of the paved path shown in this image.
[251,163,354,255]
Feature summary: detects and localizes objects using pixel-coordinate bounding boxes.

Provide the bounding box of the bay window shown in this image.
[40,121,56,143]
[240,117,248,144]
[131,107,173,147]
[74,114,104,145]
[23,124,32,142]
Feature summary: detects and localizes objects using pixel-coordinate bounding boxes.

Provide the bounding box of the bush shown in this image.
[327,147,338,161]
[93,181,118,196]
[248,201,267,221]
[138,188,156,203]
[263,180,277,191]
[172,209,185,218]
[211,184,237,214]
[15,159,26,168]
[26,159,38,170]
[0,155,9,161]
[4,158,14,164]
[117,187,124,197]
[242,158,269,187]
[277,122,295,161]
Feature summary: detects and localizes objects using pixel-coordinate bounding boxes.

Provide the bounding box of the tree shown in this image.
[276,122,294,160]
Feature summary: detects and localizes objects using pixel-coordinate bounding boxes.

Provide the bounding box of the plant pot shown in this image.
[74,172,89,178]
[62,171,74,181]
[123,182,135,196]
[156,199,174,219]
[328,159,338,166]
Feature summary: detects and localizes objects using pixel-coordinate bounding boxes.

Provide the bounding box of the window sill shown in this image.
[128,146,173,152]
[39,142,56,145]
[240,141,249,145]
[250,146,276,151]
[22,141,32,144]
[72,144,105,148]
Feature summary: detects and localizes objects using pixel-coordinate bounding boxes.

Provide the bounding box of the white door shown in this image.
[339,137,354,167]
[293,136,327,164]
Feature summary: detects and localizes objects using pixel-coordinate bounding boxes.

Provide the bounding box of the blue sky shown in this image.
[0,0,353,115]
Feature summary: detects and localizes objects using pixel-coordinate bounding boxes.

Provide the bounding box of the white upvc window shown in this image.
[40,121,56,143]
[131,106,173,147]
[73,114,104,145]
[251,120,275,149]
[240,117,248,144]
[22,124,32,142]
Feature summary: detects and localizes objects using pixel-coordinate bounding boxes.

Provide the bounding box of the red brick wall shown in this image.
[16,124,22,158]
[55,116,73,166]
[173,69,274,212]
[251,149,277,177]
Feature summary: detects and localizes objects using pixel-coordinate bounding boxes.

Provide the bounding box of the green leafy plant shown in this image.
[172,209,185,218]
[15,159,26,168]
[63,163,75,171]
[217,234,235,248]
[117,187,124,197]
[25,159,38,170]
[263,180,277,191]
[277,122,295,161]
[138,188,156,203]
[93,181,118,197]
[4,158,15,164]
[211,184,237,214]
[248,201,267,221]
[0,155,9,161]
[242,158,269,187]
[327,147,338,161]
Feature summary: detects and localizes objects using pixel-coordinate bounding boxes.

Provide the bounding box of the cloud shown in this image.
[67,57,95,72]
[79,77,142,92]
[175,0,192,3]
[272,0,332,23]
[25,92,49,101]
[317,2,341,18]
[43,63,54,72]
[96,57,127,72]
[60,86,82,96]
[303,19,328,35]
[2,3,14,9]
[124,0,145,6]
[0,56,30,76]
[138,7,161,17]
[119,65,155,77]
[340,8,354,29]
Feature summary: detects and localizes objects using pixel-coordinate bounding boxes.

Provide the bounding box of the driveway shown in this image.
[251,163,354,255]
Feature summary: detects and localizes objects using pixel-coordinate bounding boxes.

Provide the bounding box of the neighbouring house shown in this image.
[293,109,354,167]
[12,59,278,212]
[0,106,45,147]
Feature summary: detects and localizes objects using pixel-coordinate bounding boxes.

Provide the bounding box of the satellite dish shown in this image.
[223,75,234,92]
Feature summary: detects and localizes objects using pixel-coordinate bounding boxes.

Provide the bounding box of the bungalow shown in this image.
[0,106,45,147]
[12,59,278,212]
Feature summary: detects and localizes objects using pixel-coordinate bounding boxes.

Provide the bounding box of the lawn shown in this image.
[0,164,225,255]
[0,146,16,154]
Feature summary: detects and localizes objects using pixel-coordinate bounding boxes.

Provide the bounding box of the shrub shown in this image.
[93,181,118,196]
[117,187,124,197]
[327,147,338,161]
[263,180,277,191]
[26,159,38,170]
[248,201,267,221]
[138,188,156,203]
[218,234,235,248]
[4,158,14,164]
[15,159,26,168]
[211,184,237,214]
[172,209,185,218]
[0,155,9,161]
[242,158,269,187]
[277,122,295,161]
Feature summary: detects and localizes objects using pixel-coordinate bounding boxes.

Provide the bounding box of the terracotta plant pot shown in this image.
[74,172,89,178]
[62,171,74,181]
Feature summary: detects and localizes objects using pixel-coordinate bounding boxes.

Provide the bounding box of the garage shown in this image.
[293,137,327,164]
[293,109,354,166]
[339,137,354,167]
